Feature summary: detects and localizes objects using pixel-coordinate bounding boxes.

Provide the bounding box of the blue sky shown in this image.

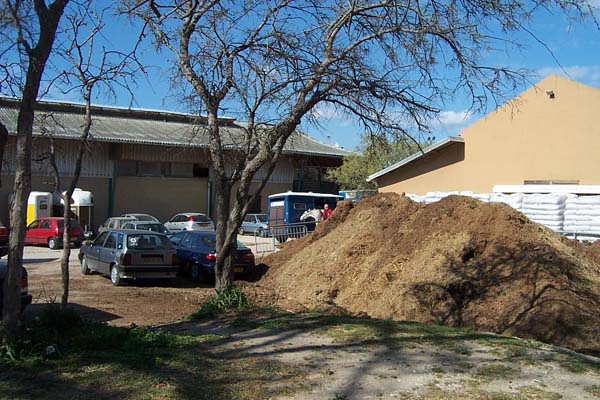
[40,4,600,153]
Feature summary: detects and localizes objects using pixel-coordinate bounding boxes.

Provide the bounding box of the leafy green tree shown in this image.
[328,137,429,190]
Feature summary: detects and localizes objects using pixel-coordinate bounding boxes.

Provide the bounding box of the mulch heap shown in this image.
[257,192,600,354]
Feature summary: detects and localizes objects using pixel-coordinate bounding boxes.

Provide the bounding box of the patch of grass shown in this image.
[258,316,292,330]
[475,364,519,380]
[188,285,253,320]
[0,306,310,400]
[456,361,474,370]
[585,385,600,397]
[502,344,529,359]
[451,344,472,355]
[560,357,600,374]
[431,366,445,374]
[416,385,561,400]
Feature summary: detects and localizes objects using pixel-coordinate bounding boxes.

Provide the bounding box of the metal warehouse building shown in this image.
[0,98,346,229]
[368,75,600,194]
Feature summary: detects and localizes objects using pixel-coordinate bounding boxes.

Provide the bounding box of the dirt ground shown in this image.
[257,194,600,355]
[18,237,600,399]
[23,245,217,326]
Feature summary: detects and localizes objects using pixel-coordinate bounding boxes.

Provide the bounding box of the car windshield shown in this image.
[136,223,169,234]
[134,215,158,222]
[201,236,217,248]
[126,233,172,249]
[57,219,80,229]
[255,215,267,223]
[191,214,211,222]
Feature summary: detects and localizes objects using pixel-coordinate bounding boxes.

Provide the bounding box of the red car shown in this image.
[0,220,8,258]
[25,217,84,249]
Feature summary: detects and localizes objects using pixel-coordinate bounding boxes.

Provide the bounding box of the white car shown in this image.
[121,213,159,222]
[164,213,214,232]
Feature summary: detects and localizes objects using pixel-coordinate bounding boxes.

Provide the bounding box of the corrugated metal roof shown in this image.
[366,136,465,182]
[0,98,348,158]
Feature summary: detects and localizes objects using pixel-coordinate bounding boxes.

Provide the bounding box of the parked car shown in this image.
[25,217,84,249]
[0,259,32,317]
[164,213,214,232]
[239,213,268,237]
[0,220,8,258]
[121,213,159,222]
[169,231,255,283]
[122,221,171,235]
[97,216,136,235]
[79,229,179,286]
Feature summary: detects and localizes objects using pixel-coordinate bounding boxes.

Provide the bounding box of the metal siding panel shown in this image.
[118,143,210,163]
[28,139,113,178]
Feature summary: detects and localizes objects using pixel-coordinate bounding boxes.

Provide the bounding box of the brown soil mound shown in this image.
[259,193,600,353]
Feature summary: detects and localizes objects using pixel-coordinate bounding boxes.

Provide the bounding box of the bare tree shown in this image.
[128,0,594,292]
[0,0,69,338]
[36,3,140,308]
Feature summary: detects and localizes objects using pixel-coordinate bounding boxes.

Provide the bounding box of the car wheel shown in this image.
[238,227,244,235]
[110,265,122,286]
[258,227,265,238]
[80,255,91,275]
[48,237,59,250]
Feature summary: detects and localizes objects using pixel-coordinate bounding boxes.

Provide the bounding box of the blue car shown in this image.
[169,231,255,283]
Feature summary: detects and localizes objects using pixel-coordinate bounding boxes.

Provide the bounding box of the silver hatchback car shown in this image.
[78,229,178,286]
[164,213,214,232]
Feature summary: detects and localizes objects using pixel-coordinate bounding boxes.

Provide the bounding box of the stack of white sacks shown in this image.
[404,191,600,241]
[519,194,568,232]
[563,196,600,239]
[489,193,524,210]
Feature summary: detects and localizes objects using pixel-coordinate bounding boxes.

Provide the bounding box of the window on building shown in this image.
[171,162,194,177]
[524,180,579,185]
[193,164,209,178]
[138,161,162,176]
[117,160,137,176]
[117,160,208,178]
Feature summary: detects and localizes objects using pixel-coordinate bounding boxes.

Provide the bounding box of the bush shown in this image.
[189,285,252,320]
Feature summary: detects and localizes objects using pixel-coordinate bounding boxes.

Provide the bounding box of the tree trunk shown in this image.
[60,193,71,308]
[3,108,34,336]
[213,175,235,292]
[0,123,8,188]
[2,0,69,338]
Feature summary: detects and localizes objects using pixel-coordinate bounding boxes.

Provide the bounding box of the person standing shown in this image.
[321,203,333,220]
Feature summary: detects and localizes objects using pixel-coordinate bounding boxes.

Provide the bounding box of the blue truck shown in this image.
[267,191,342,242]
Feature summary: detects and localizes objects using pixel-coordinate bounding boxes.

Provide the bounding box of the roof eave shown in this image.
[366,136,465,182]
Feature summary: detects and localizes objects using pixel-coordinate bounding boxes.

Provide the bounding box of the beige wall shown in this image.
[113,176,208,223]
[377,75,600,195]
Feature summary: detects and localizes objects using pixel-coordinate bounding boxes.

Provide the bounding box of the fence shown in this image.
[253,222,309,254]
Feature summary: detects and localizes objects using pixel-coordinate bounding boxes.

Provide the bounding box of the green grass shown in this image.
[560,357,600,374]
[475,365,520,379]
[585,385,600,397]
[410,385,561,400]
[188,285,253,320]
[0,305,309,400]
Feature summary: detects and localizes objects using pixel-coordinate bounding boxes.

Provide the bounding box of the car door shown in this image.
[99,232,118,275]
[39,219,53,244]
[25,220,40,244]
[242,215,254,233]
[168,215,183,232]
[86,232,108,271]
[177,232,194,264]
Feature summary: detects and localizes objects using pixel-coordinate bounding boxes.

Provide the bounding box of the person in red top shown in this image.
[321,203,333,220]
